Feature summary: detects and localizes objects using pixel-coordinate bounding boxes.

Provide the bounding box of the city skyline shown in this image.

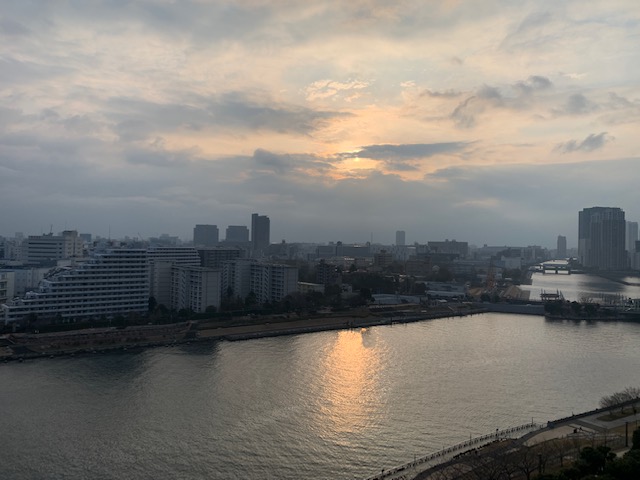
[1,2,639,246]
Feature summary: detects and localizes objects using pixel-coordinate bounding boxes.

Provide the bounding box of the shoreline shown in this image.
[10,300,640,363]
[1,306,488,363]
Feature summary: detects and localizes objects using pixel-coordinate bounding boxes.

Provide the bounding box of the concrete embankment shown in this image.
[479,302,544,315]
[1,307,489,361]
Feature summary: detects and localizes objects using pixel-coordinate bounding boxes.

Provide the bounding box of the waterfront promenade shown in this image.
[368,402,639,480]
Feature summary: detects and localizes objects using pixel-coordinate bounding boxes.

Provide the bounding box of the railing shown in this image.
[363,421,542,480]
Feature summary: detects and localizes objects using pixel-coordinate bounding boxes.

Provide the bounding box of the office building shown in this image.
[251,213,270,254]
[193,225,219,247]
[396,230,406,246]
[578,207,626,270]
[374,250,393,268]
[225,225,250,243]
[557,235,567,259]
[626,221,638,252]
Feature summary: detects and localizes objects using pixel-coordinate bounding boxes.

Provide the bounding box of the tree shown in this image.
[359,287,372,301]
[599,387,640,414]
[205,305,217,315]
[148,296,158,312]
[570,301,582,316]
[576,446,615,476]
[244,291,257,308]
[632,429,640,450]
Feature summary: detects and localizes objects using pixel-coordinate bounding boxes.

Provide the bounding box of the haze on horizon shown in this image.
[1,1,639,248]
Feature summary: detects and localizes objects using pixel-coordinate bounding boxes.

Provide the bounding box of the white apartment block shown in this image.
[222,259,298,304]
[0,272,10,305]
[24,230,84,264]
[171,266,221,313]
[147,247,201,305]
[1,249,149,324]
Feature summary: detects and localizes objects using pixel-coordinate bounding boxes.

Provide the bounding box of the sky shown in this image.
[1,1,639,248]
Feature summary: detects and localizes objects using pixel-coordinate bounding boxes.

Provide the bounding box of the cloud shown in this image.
[305,79,370,101]
[1,0,639,246]
[449,77,552,128]
[501,11,555,51]
[555,132,612,153]
[555,93,598,116]
[108,93,349,141]
[420,89,461,98]
[349,142,469,160]
[514,75,553,95]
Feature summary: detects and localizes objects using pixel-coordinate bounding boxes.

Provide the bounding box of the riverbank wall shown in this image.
[480,302,544,315]
[1,307,491,362]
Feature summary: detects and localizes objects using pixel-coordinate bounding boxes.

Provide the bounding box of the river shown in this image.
[2,274,640,480]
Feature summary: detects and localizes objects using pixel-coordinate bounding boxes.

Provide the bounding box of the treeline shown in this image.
[535,437,640,479]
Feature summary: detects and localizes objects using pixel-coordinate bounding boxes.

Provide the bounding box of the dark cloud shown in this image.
[555,132,612,154]
[207,92,348,134]
[253,149,290,175]
[449,76,554,128]
[420,89,462,98]
[477,85,502,101]
[108,93,347,141]
[251,149,339,177]
[514,75,553,95]
[451,96,481,128]
[555,93,597,116]
[349,142,469,160]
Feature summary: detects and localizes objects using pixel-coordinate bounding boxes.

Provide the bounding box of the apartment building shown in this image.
[2,249,149,324]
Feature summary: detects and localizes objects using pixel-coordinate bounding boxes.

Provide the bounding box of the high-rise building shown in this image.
[578,207,626,270]
[395,230,406,246]
[251,213,270,254]
[193,224,219,247]
[557,235,567,259]
[626,221,638,252]
[225,225,250,243]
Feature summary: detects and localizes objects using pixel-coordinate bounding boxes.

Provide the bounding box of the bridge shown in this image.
[541,263,572,274]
